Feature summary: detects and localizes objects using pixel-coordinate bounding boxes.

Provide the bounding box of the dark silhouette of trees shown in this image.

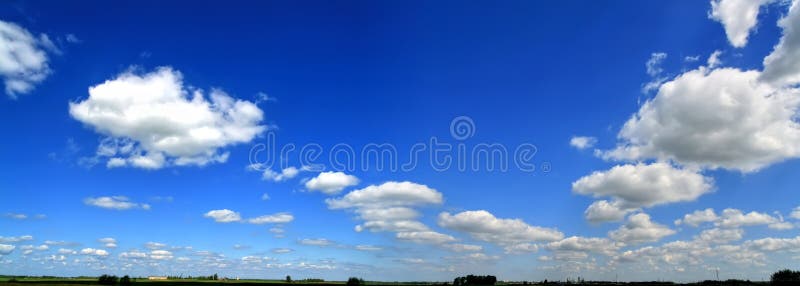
[772,269,800,285]
[286,275,292,283]
[98,275,118,285]
[119,275,131,286]
[346,277,365,286]
[212,273,218,280]
[453,275,496,286]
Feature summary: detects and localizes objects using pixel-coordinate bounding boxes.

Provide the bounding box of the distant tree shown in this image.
[98,274,119,285]
[772,269,800,285]
[120,275,131,286]
[346,277,364,286]
[212,273,218,281]
[453,275,496,286]
[286,275,292,283]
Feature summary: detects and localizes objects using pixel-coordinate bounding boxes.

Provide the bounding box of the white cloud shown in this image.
[569,136,597,150]
[601,67,800,173]
[696,228,744,244]
[395,231,456,244]
[203,209,241,223]
[98,237,117,248]
[326,181,442,209]
[583,200,630,223]
[675,208,719,227]
[204,209,293,224]
[144,242,166,250]
[354,245,382,251]
[546,236,620,256]
[717,208,792,229]
[271,248,293,254]
[84,196,150,210]
[0,244,15,255]
[791,206,800,220]
[261,193,270,200]
[149,250,173,260]
[69,67,265,169]
[298,238,334,246]
[762,0,800,86]
[57,248,76,255]
[442,243,483,252]
[438,210,564,247]
[247,212,294,224]
[573,163,713,222]
[305,171,359,195]
[0,235,33,243]
[119,250,147,259]
[609,213,675,244]
[709,0,774,48]
[80,248,109,257]
[0,20,53,97]
[646,52,668,77]
[262,166,301,182]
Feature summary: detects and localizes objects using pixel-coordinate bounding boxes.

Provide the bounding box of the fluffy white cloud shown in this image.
[0,235,33,243]
[149,250,173,260]
[695,228,744,244]
[791,206,800,220]
[69,67,265,169]
[80,248,109,257]
[761,0,800,86]
[0,20,54,97]
[674,208,719,227]
[305,171,359,195]
[247,213,294,224]
[326,181,442,209]
[546,236,620,256]
[573,163,713,222]
[203,209,241,223]
[204,209,293,225]
[609,213,675,244]
[0,244,15,255]
[438,210,564,247]
[709,0,774,48]
[569,136,597,150]
[601,67,800,172]
[298,238,334,246]
[84,196,150,210]
[262,166,301,182]
[395,231,456,244]
[717,208,792,229]
[442,243,483,252]
[583,200,630,223]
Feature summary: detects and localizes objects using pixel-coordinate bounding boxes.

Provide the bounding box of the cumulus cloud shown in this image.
[438,210,564,249]
[247,213,294,224]
[442,243,483,253]
[395,231,456,244]
[298,238,334,247]
[262,166,301,182]
[149,250,173,260]
[98,237,117,248]
[609,213,675,244]
[327,181,442,209]
[676,208,793,230]
[84,196,150,210]
[327,181,451,245]
[709,0,774,48]
[601,67,800,173]
[761,0,800,86]
[675,208,719,227]
[305,171,359,195]
[203,209,242,223]
[0,235,33,243]
[573,163,713,222]
[69,67,266,169]
[0,20,55,97]
[569,136,597,150]
[0,244,15,255]
[80,248,109,257]
[791,206,800,220]
[204,209,293,224]
[695,228,744,244]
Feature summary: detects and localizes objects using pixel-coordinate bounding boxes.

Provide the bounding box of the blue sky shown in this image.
[2,0,800,282]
